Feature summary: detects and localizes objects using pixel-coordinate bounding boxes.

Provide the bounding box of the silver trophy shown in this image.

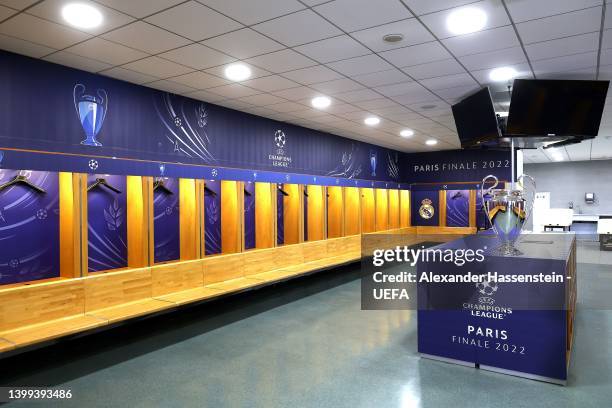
[481,174,536,256]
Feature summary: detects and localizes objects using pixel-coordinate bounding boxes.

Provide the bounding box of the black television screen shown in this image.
[506,79,609,137]
[451,87,501,148]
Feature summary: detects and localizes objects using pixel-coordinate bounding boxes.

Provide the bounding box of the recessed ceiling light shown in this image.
[311,96,331,109]
[400,129,414,138]
[224,63,251,81]
[383,33,404,43]
[489,66,518,82]
[446,7,487,36]
[364,116,380,126]
[425,139,438,146]
[62,3,103,29]
[420,104,437,110]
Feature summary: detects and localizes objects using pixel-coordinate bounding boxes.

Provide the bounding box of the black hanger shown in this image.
[0,171,46,194]
[204,185,217,196]
[244,187,252,196]
[153,178,173,195]
[278,184,289,196]
[451,191,463,199]
[87,178,122,194]
[303,189,309,198]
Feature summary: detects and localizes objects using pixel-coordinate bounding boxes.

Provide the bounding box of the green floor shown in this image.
[1,260,611,407]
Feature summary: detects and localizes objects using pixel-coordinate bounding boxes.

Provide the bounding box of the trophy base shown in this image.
[81,138,102,147]
[493,241,523,257]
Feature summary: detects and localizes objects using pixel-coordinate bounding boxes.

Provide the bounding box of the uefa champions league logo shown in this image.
[270,130,291,168]
[73,84,108,147]
[476,278,498,305]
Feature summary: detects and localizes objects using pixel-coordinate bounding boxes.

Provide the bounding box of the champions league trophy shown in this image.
[369,151,377,177]
[480,173,535,256]
[73,84,108,147]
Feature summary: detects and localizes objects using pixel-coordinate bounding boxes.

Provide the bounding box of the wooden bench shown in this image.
[0,233,381,354]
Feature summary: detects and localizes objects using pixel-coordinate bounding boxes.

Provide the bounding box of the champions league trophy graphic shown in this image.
[73,84,108,147]
[369,151,377,177]
[481,173,535,256]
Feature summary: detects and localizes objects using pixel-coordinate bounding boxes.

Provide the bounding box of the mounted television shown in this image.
[452,87,502,149]
[506,79,609,139]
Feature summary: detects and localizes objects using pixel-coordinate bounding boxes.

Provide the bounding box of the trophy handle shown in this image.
[480,174,498,232]
[518,173,536,228]
[97,89,108,123]
[73,83,85,111]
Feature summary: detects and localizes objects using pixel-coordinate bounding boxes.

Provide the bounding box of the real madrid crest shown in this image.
[419,198,435,219]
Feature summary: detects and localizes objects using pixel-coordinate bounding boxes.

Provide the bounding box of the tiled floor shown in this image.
[1,251,612,407]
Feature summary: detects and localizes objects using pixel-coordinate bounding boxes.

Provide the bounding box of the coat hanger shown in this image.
[204,185,217,196]
[278,184,289,196]
[87,177,122,194]
[451,191,463,199]
[0,170,46,194]
[244,187,252,196]
[153,178,173,195]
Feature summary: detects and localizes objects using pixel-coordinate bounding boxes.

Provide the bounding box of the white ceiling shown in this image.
[0,0,611,159]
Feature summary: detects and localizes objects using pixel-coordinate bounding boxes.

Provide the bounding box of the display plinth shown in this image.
[417,233,576,384]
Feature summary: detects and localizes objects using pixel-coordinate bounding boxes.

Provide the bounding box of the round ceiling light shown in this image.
[383,33,404,43]
[62,3,103,29]
[224,64,252,81]
[311,96,331,109]
[425,139,438,146]
[489,66,518,82]
[446,7,487,36]
[400,129,414,138]
[364,116,380,126]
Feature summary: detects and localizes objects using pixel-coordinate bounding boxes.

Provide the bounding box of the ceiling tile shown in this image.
[242,75,300,92]
[314,0,413,32]
[380,41,451,67]
[0,13,91,49]
[272,86,321,100]
[402,58,466,79]
[601,49,612,66]
[43,51,112,73]
[0,5,16,20]
[459,46,526,71]
[390,85,439,104]
[100,66,159,84]
[198,0,305,25]
[281,65,343,85]
[374,81,422,97]
[159,43,235,70]
[201,28,284,59]
[516,6,602,44]
[400,0,475,16]
[94,0,185,19]
[506,0,602,23]
[600,29,612,50]
[419,0,511,40]
[435,84,479,102]
[0,0,38,10]
[442,26,519,57]
[354,98,398,110]
[253,9,342,47]
[310,78,365,94]
[238,93,286,106]
[145,1,243,41]
[207,83,261,99]
[65,38,148,66]
[267,101,306,113]
[102,22,190,54]
[170,71,229,89]
[205,62,271,80]
[27,0,134,35]
[146,79,196,95]
[327,54,394,76]
[123,56,193,79]
[245,49,317,72]
[353,69,411,87]
[350,18,434,52]
[525,32,599,61]
[294,35,371,64]
[531,51,597,76]
[334,88,381,103]
[421,73,478,91]
[0,33,55,58]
